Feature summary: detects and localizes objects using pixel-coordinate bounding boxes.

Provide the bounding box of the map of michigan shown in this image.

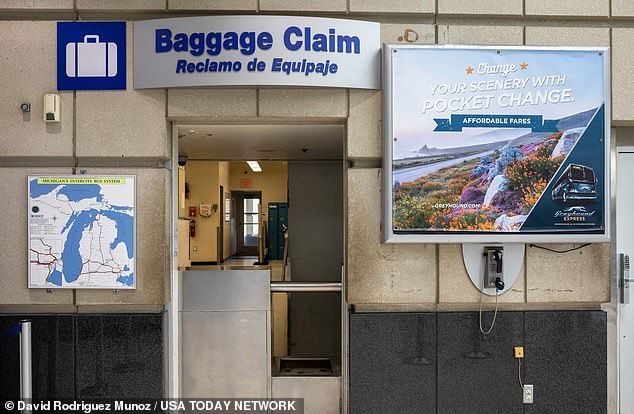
[28,176,135,289]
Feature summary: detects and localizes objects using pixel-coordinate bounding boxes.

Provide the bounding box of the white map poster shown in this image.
[28,176,136,289]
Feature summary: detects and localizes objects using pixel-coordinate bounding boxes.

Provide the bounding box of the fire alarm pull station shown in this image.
[189,206,197,217]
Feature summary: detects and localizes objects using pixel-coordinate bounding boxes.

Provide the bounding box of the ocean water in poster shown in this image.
[391,48,606,234]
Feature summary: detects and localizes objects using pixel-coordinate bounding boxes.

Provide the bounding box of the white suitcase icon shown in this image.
[66,35,117,78]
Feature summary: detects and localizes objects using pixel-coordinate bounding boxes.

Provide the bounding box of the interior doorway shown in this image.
[172,123,345,413]
[235,191,262,256]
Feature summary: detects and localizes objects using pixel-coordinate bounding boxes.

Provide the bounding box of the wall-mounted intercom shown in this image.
[43,94,61,123]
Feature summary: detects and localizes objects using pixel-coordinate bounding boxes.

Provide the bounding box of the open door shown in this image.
[236,191,262,256]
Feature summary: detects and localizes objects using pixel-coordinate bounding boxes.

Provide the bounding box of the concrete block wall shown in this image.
[76,24,168,162]
[0,20,169,312]
[0,2,624,312]
[346,169,611,309]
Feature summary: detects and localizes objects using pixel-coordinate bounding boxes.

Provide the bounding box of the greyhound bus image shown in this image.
[551,164,598,203]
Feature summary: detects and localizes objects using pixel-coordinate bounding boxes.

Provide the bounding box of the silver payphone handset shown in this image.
[621,253,631,304]
[484,246,505,291]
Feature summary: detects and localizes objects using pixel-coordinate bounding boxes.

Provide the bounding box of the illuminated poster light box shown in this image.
[383,45,610,243]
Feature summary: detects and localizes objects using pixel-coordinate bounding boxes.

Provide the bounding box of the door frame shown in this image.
[167,123,181,398]
[231,194,238,256]
[604,128,617,414]
[219,185,224,263]
[614,141,634,414]
[235,190,262,256]
[168,122,348,412]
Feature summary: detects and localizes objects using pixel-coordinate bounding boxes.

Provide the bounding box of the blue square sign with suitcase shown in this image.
[57,22,126,90]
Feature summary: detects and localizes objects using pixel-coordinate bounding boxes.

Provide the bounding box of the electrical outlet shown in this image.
[193,246,198,251]
[514,346,524,358]
[523,385,534,404]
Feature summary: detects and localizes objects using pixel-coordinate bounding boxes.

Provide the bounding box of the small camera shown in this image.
[178,156,188,167]
[20,103,31,113]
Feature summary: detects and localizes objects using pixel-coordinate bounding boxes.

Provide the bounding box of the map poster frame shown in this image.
[28,175,137,289]
[383,45,610,243]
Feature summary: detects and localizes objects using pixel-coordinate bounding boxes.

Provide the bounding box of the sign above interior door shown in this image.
[133,16,380,89]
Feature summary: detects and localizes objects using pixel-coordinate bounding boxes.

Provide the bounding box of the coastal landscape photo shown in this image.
[392,109,597,232]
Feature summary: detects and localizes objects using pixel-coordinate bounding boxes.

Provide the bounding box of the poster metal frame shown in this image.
[382,45,611,243]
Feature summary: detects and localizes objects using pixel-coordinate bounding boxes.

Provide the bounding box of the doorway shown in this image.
[235,191,262,256]
[617,149,634,413]
[172,123,345,413]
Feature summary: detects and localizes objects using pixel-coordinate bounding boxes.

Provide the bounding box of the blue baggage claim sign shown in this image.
[133,16,380,89]
[57,22,126,90]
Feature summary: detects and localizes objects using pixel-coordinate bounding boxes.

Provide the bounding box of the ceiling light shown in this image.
[188,129,196,133]
[246,161,262,172]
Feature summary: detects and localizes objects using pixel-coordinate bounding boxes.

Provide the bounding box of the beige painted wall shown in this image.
[219,161,231,260]
[178,166,186,218]
[185,161,220,262]
[0,6,622,312]
[180,161,288,262]
[229,161,289,221]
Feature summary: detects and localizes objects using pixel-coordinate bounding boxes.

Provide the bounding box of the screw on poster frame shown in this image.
[382,45,610,243]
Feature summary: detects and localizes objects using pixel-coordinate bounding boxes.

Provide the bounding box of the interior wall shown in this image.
[288,161,343,281]
[229,160,288,222]
[0,8,616,312]
[219,161,231,260]
[0,6,623,414]
[287,161,343,358]
[0,4,621,409]
[185,160,220,262]
[182,160,288,262]
[178,166,186,218]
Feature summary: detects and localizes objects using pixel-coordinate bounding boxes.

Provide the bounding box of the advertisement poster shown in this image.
[387,46,608,239]
[28,176,136,289]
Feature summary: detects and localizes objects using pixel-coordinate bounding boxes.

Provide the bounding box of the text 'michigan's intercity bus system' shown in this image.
[28,176,136,289]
